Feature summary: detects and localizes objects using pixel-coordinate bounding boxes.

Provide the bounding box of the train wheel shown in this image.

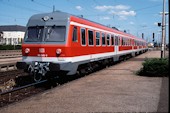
[33,73,43,82]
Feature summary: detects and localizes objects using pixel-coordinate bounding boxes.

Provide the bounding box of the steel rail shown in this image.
[0,79,47,95]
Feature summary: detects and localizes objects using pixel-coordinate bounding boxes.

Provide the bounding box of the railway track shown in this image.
[0,79,48,95]
[0,73,50,108]
[0,50,21,59]
[0,53,138,108]
[0,64,107,108]
[0,69,84,108]
[0,79,48,107]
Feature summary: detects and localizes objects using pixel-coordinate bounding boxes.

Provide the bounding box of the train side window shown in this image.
[126,38,127,46]
[81,28,86,46]
[132,39,134,46]
[122,38,124,46]
[115,36,118,46]
[137,41,139,46]
[118,37,121,46]
[107,34,110,46]
[124,38,126,46]
[88,30,94,45]
[102,33,105,45]
[127,39,129,46]
[72,26,78,42]
[125,39,127,46]
[111,35,114,45]
[122,37,124,46]
[96,32,100,46]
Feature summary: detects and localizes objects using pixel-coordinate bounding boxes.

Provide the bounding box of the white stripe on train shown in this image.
[22,48,146,63]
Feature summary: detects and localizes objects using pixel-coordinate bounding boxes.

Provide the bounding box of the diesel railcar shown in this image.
[17,11,148,82]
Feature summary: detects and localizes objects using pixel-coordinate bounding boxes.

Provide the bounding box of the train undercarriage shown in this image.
[17,49,148,82]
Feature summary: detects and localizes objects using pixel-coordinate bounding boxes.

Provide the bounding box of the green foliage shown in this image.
[0,45,21,50]
[137,58,169,77]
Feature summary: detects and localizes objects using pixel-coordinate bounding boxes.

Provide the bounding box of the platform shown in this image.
[0,51,168,112]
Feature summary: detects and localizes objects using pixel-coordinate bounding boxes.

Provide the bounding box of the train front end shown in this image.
[16,12,71,82]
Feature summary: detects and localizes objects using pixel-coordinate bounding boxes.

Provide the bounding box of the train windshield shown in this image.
[25,26,44,42]
[45,26,66,42]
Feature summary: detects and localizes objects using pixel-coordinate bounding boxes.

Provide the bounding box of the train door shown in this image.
[70,25,81,56]
[115,36,119,54]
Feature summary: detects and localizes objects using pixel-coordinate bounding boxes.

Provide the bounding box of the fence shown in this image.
[0,50,21,59]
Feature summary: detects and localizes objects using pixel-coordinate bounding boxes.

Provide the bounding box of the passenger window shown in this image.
[96,32,100,46]
[102,33,105,45]
[81,28,86,45]
[72,26,77,42]
[107,34,110,46]
[88,30,94,45]
[125,38,127,46]
[111,35,114,45]
[115,36,118,46]
[122,37,124,46]
[118,37,121,45]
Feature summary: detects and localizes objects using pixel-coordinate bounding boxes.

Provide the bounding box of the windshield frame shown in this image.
[24,25,67,43]
[24,26,44,42]
[44,25,66,42]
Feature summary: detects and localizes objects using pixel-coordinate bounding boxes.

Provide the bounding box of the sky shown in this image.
[0,0,169,43]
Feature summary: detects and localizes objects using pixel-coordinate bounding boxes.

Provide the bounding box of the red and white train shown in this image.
[17,11,148,81]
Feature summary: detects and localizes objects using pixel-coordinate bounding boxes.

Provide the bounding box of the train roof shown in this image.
[28,11,146,42]
[29,11,71,21]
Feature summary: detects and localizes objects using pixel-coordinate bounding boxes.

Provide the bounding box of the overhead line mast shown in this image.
[161,0,166,58]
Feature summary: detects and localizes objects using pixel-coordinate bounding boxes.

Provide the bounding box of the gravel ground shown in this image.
[0,51,168,112]
[0,70,46,108]
[0,70,28,84]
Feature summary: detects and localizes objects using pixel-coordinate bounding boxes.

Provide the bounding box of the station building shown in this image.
[0,25,26,45]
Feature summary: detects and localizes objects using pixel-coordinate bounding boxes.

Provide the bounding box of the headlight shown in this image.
[25,48,30,54]
[56,49,62,55]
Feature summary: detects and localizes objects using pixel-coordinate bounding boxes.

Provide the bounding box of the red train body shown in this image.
[17,11,148,81]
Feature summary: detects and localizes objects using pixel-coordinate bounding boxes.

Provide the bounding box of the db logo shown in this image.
[39,48,45,53]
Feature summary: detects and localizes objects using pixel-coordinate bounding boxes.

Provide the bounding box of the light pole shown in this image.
[161,0,166,58]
